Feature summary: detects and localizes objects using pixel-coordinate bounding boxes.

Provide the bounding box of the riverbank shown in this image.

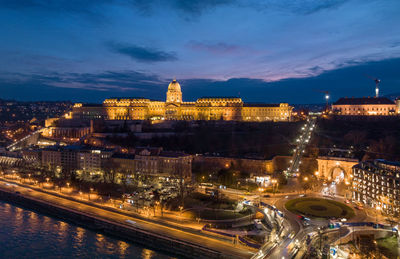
[0,180,254,259]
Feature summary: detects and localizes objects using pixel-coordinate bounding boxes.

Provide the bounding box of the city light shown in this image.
[0,1,395,258]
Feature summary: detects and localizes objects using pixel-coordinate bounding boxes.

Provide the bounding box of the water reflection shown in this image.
[0,201,175,259]
[73,227,85,248]
[142,248,156,259]
[118,241,130,256]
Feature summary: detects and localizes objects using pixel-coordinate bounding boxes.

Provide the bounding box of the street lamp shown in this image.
[258,187,264,206]
[179,205,184,220]
[271,179,278,195]
[89,187,94,200]
[376,205,381,225]
[344,180,351,200]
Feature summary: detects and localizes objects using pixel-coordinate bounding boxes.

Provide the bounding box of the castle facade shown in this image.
[74,79,293,122]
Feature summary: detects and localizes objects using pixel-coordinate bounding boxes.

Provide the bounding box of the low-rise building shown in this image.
[21,149,42,165]
[158,151,192,180]
[41,147,62,169]
[332,97,397,116]
[22,145,191,181]
[352,159,400,216]
[111,153,135,173]
[134,147,192,180]
[78,148,114,173]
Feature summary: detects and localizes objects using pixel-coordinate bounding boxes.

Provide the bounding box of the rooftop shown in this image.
[243,103,281,107]
[333,97,395,105]
[160,151,190,157]
[112,153,135,159]
[197,96,241,101]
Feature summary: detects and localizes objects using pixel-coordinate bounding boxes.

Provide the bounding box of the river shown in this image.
[0,201,176,259]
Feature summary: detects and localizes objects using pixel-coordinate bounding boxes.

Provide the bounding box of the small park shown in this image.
[285,197,355,219]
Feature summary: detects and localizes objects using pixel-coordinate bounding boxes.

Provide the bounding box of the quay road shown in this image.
[261,195,304,259]
[218,187,305,259]
[0,179,255,259]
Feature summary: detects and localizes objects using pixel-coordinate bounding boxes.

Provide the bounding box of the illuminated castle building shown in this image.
[73,79,293,122]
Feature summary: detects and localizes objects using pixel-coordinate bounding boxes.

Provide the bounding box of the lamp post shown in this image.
[179,205,183,221]
[271,179,278,196]
[344,180,350,200]
[376,205,381,225]
[89,187,94,200]
[236,181,240,203]
[303,176,309,194]
[258,187,264,206]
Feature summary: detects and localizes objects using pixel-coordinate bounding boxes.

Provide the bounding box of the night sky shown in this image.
[1,0,399,104]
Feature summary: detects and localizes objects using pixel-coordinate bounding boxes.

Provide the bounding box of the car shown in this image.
[263,194,271,198]
[15,191,21,194]
[303,221,310,227]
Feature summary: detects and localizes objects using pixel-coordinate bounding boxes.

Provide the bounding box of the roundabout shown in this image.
[285,197,355,219]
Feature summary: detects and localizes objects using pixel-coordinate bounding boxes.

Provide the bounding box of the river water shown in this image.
[0,201,175,259]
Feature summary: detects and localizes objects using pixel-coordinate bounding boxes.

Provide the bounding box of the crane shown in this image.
[365,75,380,97]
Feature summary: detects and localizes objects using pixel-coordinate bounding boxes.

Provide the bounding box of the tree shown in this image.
[102,158,118,184]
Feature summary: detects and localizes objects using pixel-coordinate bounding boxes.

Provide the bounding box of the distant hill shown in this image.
[294,103,325,112]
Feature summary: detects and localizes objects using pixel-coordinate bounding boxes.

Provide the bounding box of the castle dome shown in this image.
[168,79,181,92]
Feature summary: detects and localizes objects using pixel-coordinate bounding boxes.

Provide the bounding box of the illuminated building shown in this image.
[78,149,114,173]
[332,97,397,116]
[73,79,293,122]
[134,147,192,180]
[353,159,400,216]
[24,146,191,180]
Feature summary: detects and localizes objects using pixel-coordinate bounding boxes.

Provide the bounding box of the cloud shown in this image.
[172,0,236,14]
[1,58,400,103]
[187,41,241,55]
[0,0,350,21]
[0,70,166,92]
[0,0,113,16]
[239,0,349,15]
[107,42,178,63]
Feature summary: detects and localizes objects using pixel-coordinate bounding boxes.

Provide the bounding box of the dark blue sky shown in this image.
[0,0,399,104]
